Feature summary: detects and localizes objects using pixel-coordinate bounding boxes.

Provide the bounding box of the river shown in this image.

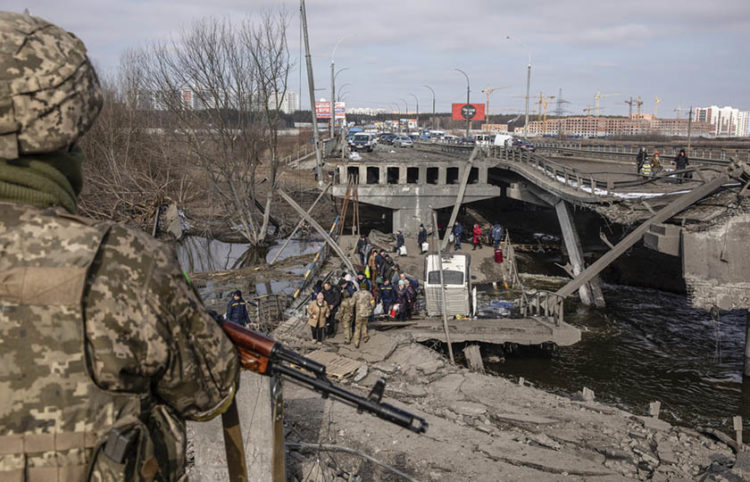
[480,276,750,437]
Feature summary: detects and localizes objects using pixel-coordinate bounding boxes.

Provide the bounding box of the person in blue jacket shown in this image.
[226,290,254,326]
[452,222,463,250]
[378,278,396,317]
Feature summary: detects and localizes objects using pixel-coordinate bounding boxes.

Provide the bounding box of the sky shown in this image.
[16,0,750,118]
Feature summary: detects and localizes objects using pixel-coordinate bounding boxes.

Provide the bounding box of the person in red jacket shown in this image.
[472,224,482,250]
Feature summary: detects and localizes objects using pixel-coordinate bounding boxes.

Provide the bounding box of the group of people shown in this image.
[636,147,690,181]
[450,221,504,251]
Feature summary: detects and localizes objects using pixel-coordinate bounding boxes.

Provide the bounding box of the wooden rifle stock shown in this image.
[215,317,428,434]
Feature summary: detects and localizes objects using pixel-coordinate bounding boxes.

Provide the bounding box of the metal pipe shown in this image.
[432,210,455,364]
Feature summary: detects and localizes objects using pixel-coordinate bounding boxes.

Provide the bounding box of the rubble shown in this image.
[276,314,740,481]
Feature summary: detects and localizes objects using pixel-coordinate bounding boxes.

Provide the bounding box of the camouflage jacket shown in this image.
[353,290,374,319]
[335,296,355,323]
[0,203,239,481]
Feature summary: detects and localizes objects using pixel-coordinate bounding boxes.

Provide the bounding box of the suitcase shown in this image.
[494,248,503,263]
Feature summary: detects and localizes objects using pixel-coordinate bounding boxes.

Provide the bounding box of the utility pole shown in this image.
[330,61,335,139]
[687,105,693,156]
[300,0,323,184]
[424,85,436,130]
[410,93,419,128]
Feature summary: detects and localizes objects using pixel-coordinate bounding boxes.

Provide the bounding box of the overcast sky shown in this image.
[17,0,750,117]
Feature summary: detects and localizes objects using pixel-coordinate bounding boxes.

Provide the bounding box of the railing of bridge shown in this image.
[533,141,747,165]
[428,143,726,197]
[520,290,565,326]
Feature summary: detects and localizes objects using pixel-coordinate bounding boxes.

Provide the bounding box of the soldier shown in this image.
[352,289,375,348]
[336,291,356,344]
[0,12,239,481]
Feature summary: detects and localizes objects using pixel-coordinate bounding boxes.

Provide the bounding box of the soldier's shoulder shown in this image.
[100,223,174,269]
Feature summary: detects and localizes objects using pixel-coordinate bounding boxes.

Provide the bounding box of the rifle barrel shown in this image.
[274,365,428,434]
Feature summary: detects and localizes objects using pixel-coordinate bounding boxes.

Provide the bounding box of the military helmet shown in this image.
[0,11,102,160]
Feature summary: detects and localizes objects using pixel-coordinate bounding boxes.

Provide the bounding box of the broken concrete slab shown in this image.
[385,343,445,375]
[634,415,672,432]
[428,373,466,401]
[337,332,398,363]
[447,400,487,417]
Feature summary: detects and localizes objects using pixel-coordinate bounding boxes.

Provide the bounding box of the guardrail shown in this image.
[534,141,747,165]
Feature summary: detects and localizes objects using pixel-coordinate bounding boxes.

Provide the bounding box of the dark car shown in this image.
[380,133,398,145]
[458,137,475,146]
[512,138,536,152]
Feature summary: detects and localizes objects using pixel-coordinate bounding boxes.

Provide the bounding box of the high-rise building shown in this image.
[694,106,749,137]
[269,91,299,114]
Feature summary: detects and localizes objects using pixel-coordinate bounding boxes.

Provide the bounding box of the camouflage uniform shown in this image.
[352,290,374,348]
[335,292,356,344]
[0,204,239,481]
[0,12,238,481]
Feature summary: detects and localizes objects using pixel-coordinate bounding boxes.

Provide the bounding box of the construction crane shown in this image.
[635,97,644,116]
[553,88,572,117]
[674,106,684,119]
[480,85,511,125]
[534,91,555,121]
[654,97,661,118]
[625,97,635,117]
[583,105,595,116]
[594,90,619,118]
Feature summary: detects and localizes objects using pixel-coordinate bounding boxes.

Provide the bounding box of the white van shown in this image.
[424,253,472,318]
[493,134,514,148]
[473,134,493,146]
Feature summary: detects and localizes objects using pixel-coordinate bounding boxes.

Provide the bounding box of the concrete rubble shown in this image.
[274,315,744,481]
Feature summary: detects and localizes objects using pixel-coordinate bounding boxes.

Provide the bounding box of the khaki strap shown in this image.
[0,431,97,455]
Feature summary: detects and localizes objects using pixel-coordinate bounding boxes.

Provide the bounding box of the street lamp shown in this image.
[424,85,436,130]
[409,92,419,128]
[330,36,349,137]
[400,98,408,115]
[454,68,471,137]
[506,36,531,138]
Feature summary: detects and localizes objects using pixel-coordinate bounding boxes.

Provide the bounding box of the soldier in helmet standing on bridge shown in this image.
[0,11,238,481]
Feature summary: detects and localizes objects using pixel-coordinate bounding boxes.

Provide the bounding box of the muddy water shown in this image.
[480,276,750,437]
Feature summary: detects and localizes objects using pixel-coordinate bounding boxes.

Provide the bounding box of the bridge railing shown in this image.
[519,289,565,326]
[486,146,724,196]
[533,141,744,165]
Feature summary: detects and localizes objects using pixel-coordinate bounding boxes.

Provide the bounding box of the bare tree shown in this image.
[142,12,291,250]
[79,50,195,228]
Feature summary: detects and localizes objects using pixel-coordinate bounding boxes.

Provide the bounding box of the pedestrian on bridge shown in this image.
[673,149,690,182]
[352,289,375,347]
[651,151,662,176]
[636,147,648,173]
[472,224,483,250]
[356,234,368,265]
[452,222,463,250]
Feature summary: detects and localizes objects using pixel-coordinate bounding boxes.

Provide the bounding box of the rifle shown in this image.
[214,316,428,434]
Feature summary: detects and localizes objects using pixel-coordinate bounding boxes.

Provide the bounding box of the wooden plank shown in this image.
[304,350,364,381]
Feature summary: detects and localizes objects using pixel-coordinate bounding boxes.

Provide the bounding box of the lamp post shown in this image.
[330,36,348,138]
[424,85,436,130]
[409,92,419,128]
[454,68,471,137]
[506,36,531,138]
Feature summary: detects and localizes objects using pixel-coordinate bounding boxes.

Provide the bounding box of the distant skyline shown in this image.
[16,0,750,118]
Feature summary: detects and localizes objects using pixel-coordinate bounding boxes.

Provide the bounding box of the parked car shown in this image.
[381,133,398,145]
[393,134,414,148]
[458,137,475,146]
[351,133,377,152]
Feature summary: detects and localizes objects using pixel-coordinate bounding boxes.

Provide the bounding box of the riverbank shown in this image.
[274,314,744,481]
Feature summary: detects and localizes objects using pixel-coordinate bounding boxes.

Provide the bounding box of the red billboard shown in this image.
[315,101,331,119]
[451,103,485,122]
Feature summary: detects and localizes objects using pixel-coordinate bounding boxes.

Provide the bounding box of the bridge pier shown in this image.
[555,200,606,307]
[393,204,434,237]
